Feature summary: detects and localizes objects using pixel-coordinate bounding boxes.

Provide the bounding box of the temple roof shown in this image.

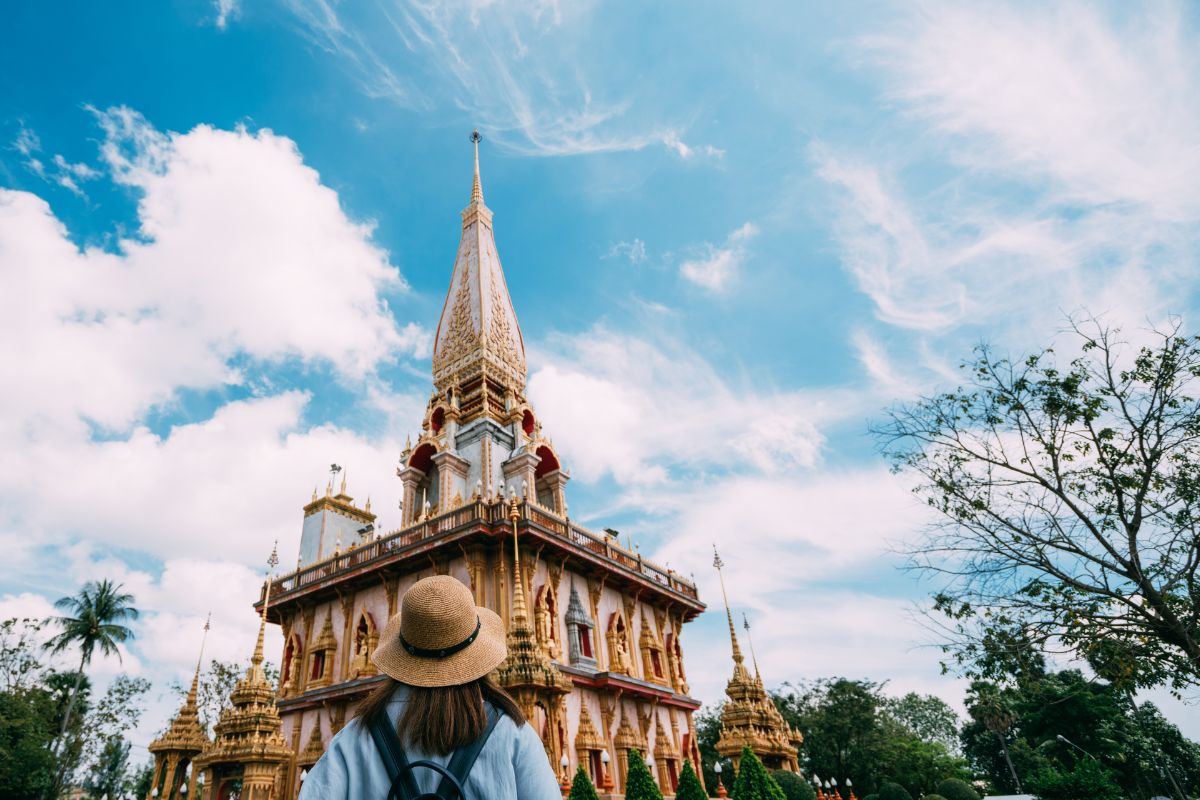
[431,132,526,394]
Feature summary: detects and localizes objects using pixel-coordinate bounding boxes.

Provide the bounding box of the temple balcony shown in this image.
[258,498,704,619]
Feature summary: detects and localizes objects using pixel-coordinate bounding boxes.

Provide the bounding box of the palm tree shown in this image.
[44,579,138,793]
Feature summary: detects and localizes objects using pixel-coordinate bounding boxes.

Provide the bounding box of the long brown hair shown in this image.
[358,676,526,755]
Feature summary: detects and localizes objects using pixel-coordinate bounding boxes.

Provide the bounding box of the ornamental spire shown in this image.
[187,612,211,708]
[713,545,749,674]
[470,129,484,206]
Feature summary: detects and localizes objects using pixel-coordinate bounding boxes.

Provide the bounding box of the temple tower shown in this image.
[146,622,211,800]
[258,134,706,797]
[713,548,802,772]
[194,583,293,799]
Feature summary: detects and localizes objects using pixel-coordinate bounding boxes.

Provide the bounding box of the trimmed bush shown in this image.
[675,761,708,800]
[568,765,600,800]
[922,795,948,800]
[877,783,912,800]
[772,770,817,800]
[861,795,880,800]
[731,747,786,800]
[624,750,663,800]
[935,779,979,800]
[1028,759,1123,800]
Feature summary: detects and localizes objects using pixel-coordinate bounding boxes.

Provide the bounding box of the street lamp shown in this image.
[714,761,728,799]
[1056,734,1098,762]
[599,750,614,792]
[560,754,571,797]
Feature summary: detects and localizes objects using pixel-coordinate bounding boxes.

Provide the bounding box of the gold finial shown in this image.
[340,470,348,495]
[311,486,318,502]
[365,496,371,513]
[743,612,761,679]
[251,546,278,679]
[470,129,484,206]
[187,613,212,708]
[508,492,530,626]
[713,545,746,666]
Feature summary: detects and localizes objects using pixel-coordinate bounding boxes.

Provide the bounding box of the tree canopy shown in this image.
[879,319,1200,691]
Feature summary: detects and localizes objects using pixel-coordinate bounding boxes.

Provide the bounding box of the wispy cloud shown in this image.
[11,123,101,198]
[281,0,722,159]
[605,238,647,264]
[214,0,239,29]
[679,221,758,292]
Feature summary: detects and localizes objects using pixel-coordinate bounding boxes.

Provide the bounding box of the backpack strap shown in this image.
[434,705,502,800]
[369,713,421,800]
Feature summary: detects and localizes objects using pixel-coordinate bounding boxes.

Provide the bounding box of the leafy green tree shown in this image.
[694,703,725,795]
[0,619,50,692]
[923,795,947,800]
[880,319,1200,692]
[861,795,879,800]
[84,736,130,799]
[675,761,709,800]
[79,675,150,779]
[0,685,57,800]
[884,694,961,755]
[623,750,662,800]
[771,770,816,800]
[876,782,911,800]
[1028,758,1123,800]
[731,747,785,800]
[129,761,154,800]
[567,765,600,800]
[935,777,980,800]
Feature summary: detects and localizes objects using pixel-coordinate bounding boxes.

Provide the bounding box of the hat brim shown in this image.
[372,606,507,688]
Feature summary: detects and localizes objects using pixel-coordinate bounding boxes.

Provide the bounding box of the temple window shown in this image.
[534,584,561,660]
[430,407,445,433]
[350,612,379,678]
[565,583,597,668]
[310,651,325,681]
[281,633,301,695]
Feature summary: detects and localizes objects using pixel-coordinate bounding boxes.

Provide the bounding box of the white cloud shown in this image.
[660,131,725,161]
[605,238,647,264]
[679,221,758,292]
[528,326,843,486]
[0,107,421,440]
[817,4,1200,338]
[214,0,240,29]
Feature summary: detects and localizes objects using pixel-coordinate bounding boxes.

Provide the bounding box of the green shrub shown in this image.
[877,783,912,800]
[935,779,979,800]
[922,795,948,800]
[567,765,600,800]
[624,750,663,800]
[675,761,708,800]
[861,795,880,800]
[1028,759,1122,800]
[731,747,786,800]
[771,771,816,800]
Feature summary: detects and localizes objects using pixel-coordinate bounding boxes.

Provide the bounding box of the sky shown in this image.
[3,0,1200,759]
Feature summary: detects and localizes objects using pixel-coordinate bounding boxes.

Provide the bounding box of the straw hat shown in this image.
[372,575,507,687]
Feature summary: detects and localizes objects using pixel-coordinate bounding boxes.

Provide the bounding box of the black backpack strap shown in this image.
[369,713,421,800]
[434,706,502,800]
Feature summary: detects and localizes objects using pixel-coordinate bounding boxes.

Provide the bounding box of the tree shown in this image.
[45,582,137,744]
[77,676,151,781]
[0,685,57,800]
[567,765,600,800]
[731,747,785,800]
[0,619,49,692]
[676,761,709,800]
[877,782,911,800]
[879,319,1200,691]
[84,737,130,800]
[1028,758,1123,800]
[694,703,725,795]
[884,693,961,755]
[771,770,816,800]
[623,750,662,800]
[936,777,980,800]
[129,761,154,800]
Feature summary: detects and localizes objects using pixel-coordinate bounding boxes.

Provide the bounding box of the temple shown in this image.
[225,134,706,798]
[146,621,211,799]
[712,548,803,772]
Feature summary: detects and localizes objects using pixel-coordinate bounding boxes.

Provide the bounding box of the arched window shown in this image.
[408,443,440,514]
[281,633,302,695]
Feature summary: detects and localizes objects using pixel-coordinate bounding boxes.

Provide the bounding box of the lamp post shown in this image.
[560,754,571,798]
[714,761,728,798]
[812,774,825,800]
[600,750,614,793]
[1056,734,1098,762]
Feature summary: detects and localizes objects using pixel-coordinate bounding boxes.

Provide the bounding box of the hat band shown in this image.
[399,616,481,659]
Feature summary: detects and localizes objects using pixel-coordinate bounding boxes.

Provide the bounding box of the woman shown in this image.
[299,575,561,800]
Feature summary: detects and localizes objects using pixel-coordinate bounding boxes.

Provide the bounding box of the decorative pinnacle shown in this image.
[743,612,761,679]
[509,494,530,628]
[713,545,745,666]
[470,129,484,206]
[187,612,212,707]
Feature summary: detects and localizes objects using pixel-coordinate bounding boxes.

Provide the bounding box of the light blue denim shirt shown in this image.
[298,685,561,800]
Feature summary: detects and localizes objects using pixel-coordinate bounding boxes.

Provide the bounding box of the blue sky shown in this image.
[3,0,1200,753]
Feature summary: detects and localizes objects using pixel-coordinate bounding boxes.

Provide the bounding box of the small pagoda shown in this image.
[147,625,211,800]
[713,548,803,772]
[193,585,293,799]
